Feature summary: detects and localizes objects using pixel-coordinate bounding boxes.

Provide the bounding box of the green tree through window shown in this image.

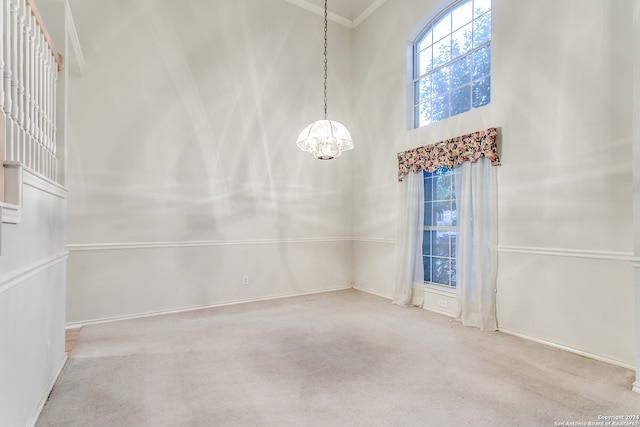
[413,0,491,128]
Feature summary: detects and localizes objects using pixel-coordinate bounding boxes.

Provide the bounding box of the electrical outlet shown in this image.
[438,299,448,308]
[242,275,249,285]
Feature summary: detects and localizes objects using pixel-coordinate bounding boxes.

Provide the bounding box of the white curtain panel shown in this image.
[455,157,498,331]
[393,170,425,307]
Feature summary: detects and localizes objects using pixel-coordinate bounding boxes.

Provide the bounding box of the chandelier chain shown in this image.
[323,0,328,120]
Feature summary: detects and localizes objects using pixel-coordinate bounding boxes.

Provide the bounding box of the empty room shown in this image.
[1,0,640,425]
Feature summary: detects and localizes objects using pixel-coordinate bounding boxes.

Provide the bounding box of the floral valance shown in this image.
[397,128,500,182]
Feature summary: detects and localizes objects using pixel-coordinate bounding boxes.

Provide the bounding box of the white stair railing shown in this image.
[1,0,62,184]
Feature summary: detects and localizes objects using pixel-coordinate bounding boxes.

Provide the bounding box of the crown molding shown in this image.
[353,0,387,27]
[283,0,387,29]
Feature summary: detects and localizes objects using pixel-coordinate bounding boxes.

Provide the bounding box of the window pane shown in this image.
[418,46,433,75]
[451,233,457,257]
[433,36,451,67]
[472,45,491,79]
[452,0,472,30]
[450,56,471,89]
[414,105,423,128]
[432,12,451,42]
[450,257,457,287]
[423,256,431,282]
[451,23,472,59]
[424,175,433,201]
[433,201,453,226]
[432,68,449,96]
[473,0,491,18]
[451,85,471,116]
[432,231,450,257]
[432,258,451,286]
[423,230,431,254]
[418,103,431,127]
[418,30,433,52]
[473,11,491,47]
[424,201,433,226]
[451,200,458,226]
[434,173,452,200]
[432,94,450,122]
[472,76,491,108]
[417,77,432,104]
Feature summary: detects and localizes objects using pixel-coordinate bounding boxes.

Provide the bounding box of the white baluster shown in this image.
[23,12,29,167]
[32,25,39,150]
[51,53,57,180]
[16,0,25,164]
[3,0,11,116]
[10,0,18,124]
[0,0,5,112]
[16,0,23,127]
[38,36,44,151]
[44,52,50,178]
[6,0,16,161]
[43,48,49,157]
[28,14,34,141]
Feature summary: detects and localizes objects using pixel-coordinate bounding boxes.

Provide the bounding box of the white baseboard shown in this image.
[66,286,352,329]
[633,381,640,394]
[422,306,456,318]
[27,354,67,427]
[499,327,635,371]
[352,286,392,300]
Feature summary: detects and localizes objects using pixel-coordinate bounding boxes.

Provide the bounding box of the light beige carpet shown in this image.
[37,289,638,426]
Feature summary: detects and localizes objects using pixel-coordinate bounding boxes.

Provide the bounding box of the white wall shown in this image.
[352,0,636,367]
[65,0,354,323]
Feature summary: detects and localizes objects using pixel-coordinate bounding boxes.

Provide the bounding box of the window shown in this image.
[423,166,460,288]
[412,0,491,128]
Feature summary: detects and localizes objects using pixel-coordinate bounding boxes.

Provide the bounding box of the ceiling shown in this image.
[285,0,385,27]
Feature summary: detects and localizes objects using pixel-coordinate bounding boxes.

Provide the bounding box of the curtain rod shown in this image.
[25,0,64,72]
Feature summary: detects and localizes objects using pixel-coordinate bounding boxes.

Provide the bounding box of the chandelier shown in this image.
[296,0,354,160]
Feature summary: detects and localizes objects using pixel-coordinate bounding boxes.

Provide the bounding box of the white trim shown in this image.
[424,284,455,296]
[0,202,19,224]
[422,305,456,318]
[0,252,69,295]
[352,285,392,300]
[282,0,354,28]
[352,0,387,28]
[499,327,635,371]
[26,355,67,427]
[1,162,67,224]
[65,0,85,77]
[352,237,394,244]
[634,380,640,394]
[67,237,352,252]
[23,167,68,199]
[498,245,637,262]
[66,286,352,329]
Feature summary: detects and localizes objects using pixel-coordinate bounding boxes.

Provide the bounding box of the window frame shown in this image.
[422,166,460,292]
[410,0,492,129]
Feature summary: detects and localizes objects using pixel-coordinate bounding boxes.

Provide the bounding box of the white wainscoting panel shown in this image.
[352,238,395,299]
[496,247,635,368]
[66,239,352,324]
